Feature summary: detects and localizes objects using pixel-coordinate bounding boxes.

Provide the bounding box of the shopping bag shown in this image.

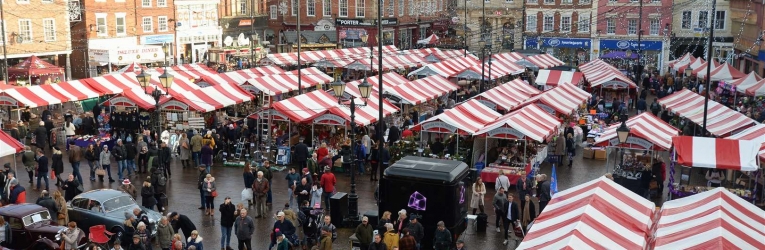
[514,221,525,238]
[50,171,56,180]
[241,188,253,201]
[95,167,106,176]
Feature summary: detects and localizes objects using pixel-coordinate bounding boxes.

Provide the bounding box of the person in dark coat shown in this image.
[125,138,137,173]
[219,197,237,249]
[293,139,309,169]
[502,194,520,246]
[169,212,197,241]
[536,174,551,213]
[387,126,400,146]
[34,121,48,151]
[62,174,80,201]
[51,147,65,186]
[151,168,167,212]
[35,149,49,191]
[36,190,58,219]
[636,97,647,114]
[140,180,156,210]
[430,138,445,155]
[44,118,54,150]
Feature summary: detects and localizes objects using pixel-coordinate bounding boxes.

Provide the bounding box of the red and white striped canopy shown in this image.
[526,54,564,69]
[587,69,637,89]
[0,130,24,158]
[380,54,426,68]
[402,48,441,57]
[672,136,760,171]
[708,62,746,81]
[693,60,721,78]
[343,72,411,97]
[658,89,756,136]
[312,57,356,68]
[345,58,395,71]
[0,80,104,108]
[489,59,525,76]
[245,67,331,95]
[652,188,765,250]
[116,63,148,74]
[523,83,591,115]
[492,52,526,62]
[171,64,217,79]
[387,75,459,105]
[201,67,282,86]
[251,66,285,76]
[50,80,102,101]
[271,91,338,123]
[434,49,474,61]
[668,53,694,68]
[417,34,439,45]
[147,70,202,95]
[535,70,584,86]
[330,94,399,126]
[101,87,160,110]
[725,124,765,161]
[579,60,614,76]
[412,99,501,135]
[474,79,541,110]
[673,56,702,72]
[517,176,655,250]
[474,104,561,142]
[408,57,479,77]
[170,82,254,112]
[83,72,149,95]
[729,71,762,90]
[741,78,765,96]
[594,113,680,150]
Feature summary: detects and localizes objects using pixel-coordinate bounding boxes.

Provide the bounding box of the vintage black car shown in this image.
[67,189,162,237]
[0,203,86,249]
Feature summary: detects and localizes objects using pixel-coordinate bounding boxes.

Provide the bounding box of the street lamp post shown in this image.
[702,0,717,133]
[478,38,486,92]
[331,78,372,223]
[617,118,631,144]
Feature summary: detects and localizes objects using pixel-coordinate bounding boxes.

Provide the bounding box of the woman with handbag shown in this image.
[53,190,68,225]
[203,174,217,216]
[471,177,486,215]
[84,144,98,182]
[179,133,191,168]
[99,145,115,182]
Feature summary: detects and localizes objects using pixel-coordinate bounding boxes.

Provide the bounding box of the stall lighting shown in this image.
[135,70,152,88]
[685,67,693,77]
[331,80,346,99]
[478,38,486,49]
[616,119,631,144]
[158,71,174,89]
[358,79,372,99]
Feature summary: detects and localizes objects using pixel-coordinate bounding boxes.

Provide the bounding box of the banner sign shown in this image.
[609,136,654,149]
[487,127,526,139]
[421,121,457,133]
[314,113,347,125]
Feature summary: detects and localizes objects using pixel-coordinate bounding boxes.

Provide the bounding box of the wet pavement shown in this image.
[3,145,675,250]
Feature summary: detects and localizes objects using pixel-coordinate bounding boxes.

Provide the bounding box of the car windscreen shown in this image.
[102,195,135,212]
[22,210,52,227]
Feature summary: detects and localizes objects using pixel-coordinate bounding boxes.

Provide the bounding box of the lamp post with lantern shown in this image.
[331,78,372,223]
[135,69,173,142]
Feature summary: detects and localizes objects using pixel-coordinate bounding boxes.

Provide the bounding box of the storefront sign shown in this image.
[339,28,368,40]
[140,34,175,45]
[161,100,190,111]
[477,99,497,110]
[600,40,663,51]
[601,81,631,89]
[376,18,398,26]
[90,45,165,65]
[487,127,526,139]
[421,121,457,133]
[314,114,347,125]
[609,137,653,150]
[238,19,252,26]
[536,103,556,115]
[336,18,373,26]
[108,97,137,107]
[526,38,591,49]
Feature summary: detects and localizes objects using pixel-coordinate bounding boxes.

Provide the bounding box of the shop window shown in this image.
[627,19,637,35]
[357,0,365,17]
[681,11,691,29]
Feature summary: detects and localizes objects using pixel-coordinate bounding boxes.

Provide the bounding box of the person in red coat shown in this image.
[319,167,336,211]
[9,179,25,204]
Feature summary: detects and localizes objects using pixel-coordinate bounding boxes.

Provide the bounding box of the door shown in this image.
[7,216,32,249]
[68,198,95,232]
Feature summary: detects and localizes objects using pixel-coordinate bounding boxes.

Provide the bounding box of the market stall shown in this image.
[0,129,25,173]
[517,176,655,250]
[386,75,459,105]
[708,62,746,82]
[407,57,478,78]
[673,57,704,73]
[658,89,757,136]
[652,188,765,250]
[473,104,560,184]
[242,67,332,96]
[6,55,65,85]
[725,124,765,204]
[472,79,541,111]
[692,60,721,79]
[733,72,765,97]
[199,66,285,85]
[667,53,694,72]
[519,82,591,117]
[580,59,636,110]
[534,69,584,88]
[492,52,526,62]
[525,54,564,69]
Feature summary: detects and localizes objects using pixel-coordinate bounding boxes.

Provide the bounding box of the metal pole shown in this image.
[702,0,716,133]
[0,0,8,83]
[297,0,302,94]
[250,0,254,67]
[637,0,643,90]
[348,99,358,221]
[464,0,467,57]
[480,0,485,91]
[377,0,385,186]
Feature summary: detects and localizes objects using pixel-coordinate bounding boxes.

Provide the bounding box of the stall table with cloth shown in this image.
[67,136,117,151]
[480,164,529,184]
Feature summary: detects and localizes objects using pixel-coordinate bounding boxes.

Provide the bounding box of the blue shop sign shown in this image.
[141,34,175,44]
[600,39,663,51]
[757,50,765,62]
[525,38,591,49]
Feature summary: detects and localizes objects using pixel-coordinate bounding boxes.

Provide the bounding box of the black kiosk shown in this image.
[379,156,469,248]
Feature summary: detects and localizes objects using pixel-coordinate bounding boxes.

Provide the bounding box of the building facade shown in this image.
[137,0,179,65]
[175,0,223,64]
[1,0,72,79]
[456,0,523,51]
[524,0,593,65]
[266,0,450,51]
[594,0,673,71]
[218,0,269,47]
[669,0,733,66]
[729,0,763,75]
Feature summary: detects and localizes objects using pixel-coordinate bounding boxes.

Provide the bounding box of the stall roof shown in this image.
[693,60,721,78]
[408,57,478,77]
[101,87,160,110]
[653,188,765,250]
[0,130,24,158]
[667,53,694,69]
[725,124,765,161]
[172,82,254,112]
[658,89,756,136]
[672,136,760,171]
[525,54,564,69]
[474,104,562,142]
[492,52,526,62]
[594,113,680,150]
[387,75,458,105]
[473,79,541,110]
[412,99,502,135]
[520,82,591,115]
[708,62,746,81]
[535,69,583,87]
[384,156,468,183]
[7,55,64,78]
[244,67,331,95]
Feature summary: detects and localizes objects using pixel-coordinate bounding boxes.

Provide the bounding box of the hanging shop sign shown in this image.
[376,18,398,26]
[335,18,373,26]
[601,81,631,89]
[421,121,457,133]
[314,113,347,125]
[107,96,137,107]
[600,39,663,51]
[161,100,190,111]
[609,137,654,150]
[526,38,591,49]
[487,127,526,139]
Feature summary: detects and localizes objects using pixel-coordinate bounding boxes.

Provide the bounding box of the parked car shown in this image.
[0,203,86,249]
[67,189,162,237]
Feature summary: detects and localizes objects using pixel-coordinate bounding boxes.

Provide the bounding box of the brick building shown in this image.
[456,0,524,51]
[730,0,764,75]
[669,0,733,67]
[524,0,593,65]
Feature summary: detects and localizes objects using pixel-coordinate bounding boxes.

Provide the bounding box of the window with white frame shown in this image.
[484,0,490,3]
[157,0,166,7]
[409,0,414,15]
[579,0,590,4]
[606,18,615,34]
[270,5,277,19]
[142,0,150,7]
[561,16,571,32]
[324,0,331,16]
[240,0,248,15]
[142,17,153,33]
[527,0,537,4]
[628,19,637,35]
[698,11,708,28]
[544,0,553,4]
[96,13,107,36]
[526,15,537,32]
[715,11,725,30]
[115,13,126,36]
[681,11,691,29]
[399,0,404,16]
[0,21,5,44]
[578,15,589,32]
[158,16,168,31]
[339,0,348,17]
[388,0,394,17]
[649,18,659,35]
[307,0,315,16]
[18,19,32,42]
[543,15,553,31]
[43,18,55,41]
[292,0,297,16]
[562,0,572,4]
[16,0,30,3]
[356,0,365,17]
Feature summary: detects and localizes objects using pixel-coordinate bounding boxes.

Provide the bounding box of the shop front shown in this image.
[525,38,591,65]
[87,37,165,76]
[600,39,664,70]
[140,34,175,67]
[336,18,375,48]
[175,1,222,64]
[398,25,416,50]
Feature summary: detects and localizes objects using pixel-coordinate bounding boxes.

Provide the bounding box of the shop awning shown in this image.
[492,52,526,62]
[0,130,24,158]
[693,60,721,78]
[474,79,541,110]
[653,188,765,250]
[244,67,331,95]
[658,89,756,136]
[672,136,760,171]
[708,62,746,81]
[594,112,680,150]
[535,69,584,87]
[725,124,765,161]
[172,82,254,112]
[474,104,561,142]
[525,54,564,69]
[386,75,459,105]
[412,99,501,135]
[101,87,160,110]
[517,176,655,250]
[521,82,591,115]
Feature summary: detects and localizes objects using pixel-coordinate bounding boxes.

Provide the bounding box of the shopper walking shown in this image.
[233,209,254,250]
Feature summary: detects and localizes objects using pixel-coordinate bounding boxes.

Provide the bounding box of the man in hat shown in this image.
[355,216,374,250]
[121,179,137,200]
[168,211,197,241]
[293,137,309,169]
[271,211,296,248]
[274,231,289,250]
[406,214,424,248]
[455,239,466,250]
